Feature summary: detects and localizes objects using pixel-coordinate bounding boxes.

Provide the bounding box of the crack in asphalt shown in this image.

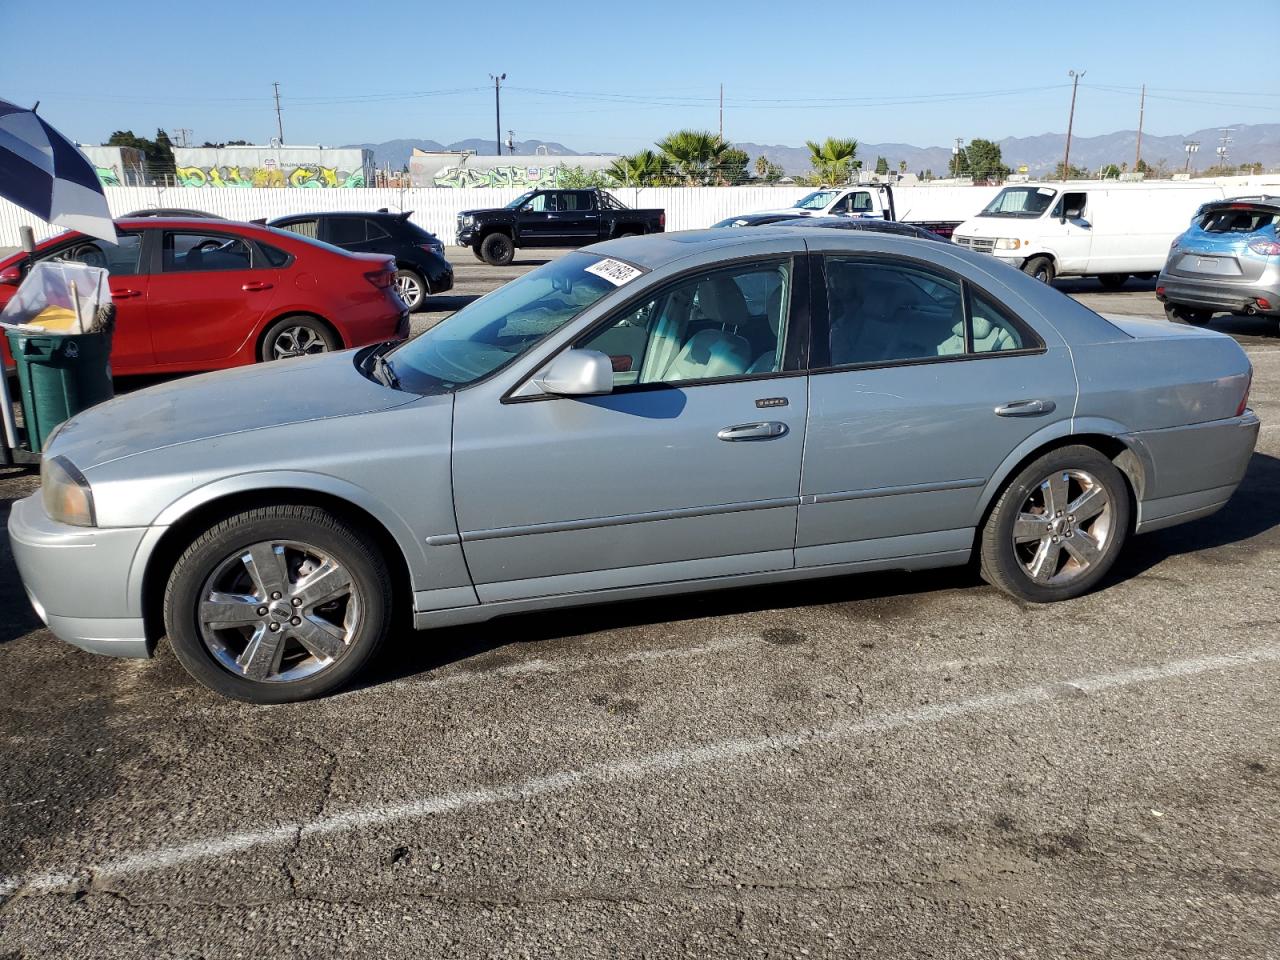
[2,644,1278,904]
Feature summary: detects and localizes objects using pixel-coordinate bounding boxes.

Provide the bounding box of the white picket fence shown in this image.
[0,185,1004,246]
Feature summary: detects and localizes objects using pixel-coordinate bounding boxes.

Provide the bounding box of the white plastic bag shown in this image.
[0,260,112,334]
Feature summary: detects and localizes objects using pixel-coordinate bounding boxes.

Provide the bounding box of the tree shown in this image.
[656,129,730,185]
[714,147,750,185]
[874,156,889,176]
[898,160,907,175]
[1100,163,1122,180]
[607,149,666,187]
[107,128,177,182]
[965,138,1009,182]
[805,137,858,185]
[558,165,613,188]
[754,154,770,178]
[1052,161,1089,180]
[949,147,969,178]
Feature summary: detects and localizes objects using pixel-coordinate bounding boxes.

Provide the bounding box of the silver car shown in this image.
[8,229,1260,702]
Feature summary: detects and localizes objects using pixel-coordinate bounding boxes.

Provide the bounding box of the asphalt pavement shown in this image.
[1,250,1278,959]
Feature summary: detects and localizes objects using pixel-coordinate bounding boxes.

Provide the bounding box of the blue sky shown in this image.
[2,0,1276,152]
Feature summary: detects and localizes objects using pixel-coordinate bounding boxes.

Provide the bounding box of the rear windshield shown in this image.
[1199,207,1279,234]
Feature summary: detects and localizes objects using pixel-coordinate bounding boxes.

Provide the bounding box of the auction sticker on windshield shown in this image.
[585,258,644,286]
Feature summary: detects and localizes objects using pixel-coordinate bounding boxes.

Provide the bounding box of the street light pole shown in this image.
[1061,69,1085,181]
[490,73,506,156]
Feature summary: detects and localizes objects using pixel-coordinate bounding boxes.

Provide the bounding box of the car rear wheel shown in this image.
[1022,256,1055,284]
[1165,303,1213,326]
[1098,273,1129,290]
[480,232,514,266]
[164,505,392,703]
[394,269,427,312]
[979,445,1131,603]
[260,315,337,362]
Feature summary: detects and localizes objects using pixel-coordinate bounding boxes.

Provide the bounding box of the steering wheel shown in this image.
[67,244,107,269]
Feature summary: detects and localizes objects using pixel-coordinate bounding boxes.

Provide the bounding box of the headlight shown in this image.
[461,215,474,226]
[994,238,1022,250]
[41,455,96,527]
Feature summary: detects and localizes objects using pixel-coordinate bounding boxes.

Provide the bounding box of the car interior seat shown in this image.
[747,285,785,373]
[663,277,752,381]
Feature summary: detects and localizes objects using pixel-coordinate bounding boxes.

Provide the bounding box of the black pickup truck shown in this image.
[457,188,666,265]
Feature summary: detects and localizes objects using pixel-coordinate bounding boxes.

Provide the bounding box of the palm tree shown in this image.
[657,129,729,185]
[608,150,666,187]
[754,154,769,179]
[805,137,858,184]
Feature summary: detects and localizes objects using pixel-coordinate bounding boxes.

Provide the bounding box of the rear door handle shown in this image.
[718,421,789,441]
[241,281,274,292]
[994,399,1056,417]
[110,288,142,299]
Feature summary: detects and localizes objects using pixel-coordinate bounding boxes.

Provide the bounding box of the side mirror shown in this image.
[0,266,21,286]
[534,349,614,396]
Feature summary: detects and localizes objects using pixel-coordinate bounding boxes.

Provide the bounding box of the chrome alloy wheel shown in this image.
[1012,469,1114,586]
[394,272,424,308]
[272,325,328,359]
[197,540,361,682]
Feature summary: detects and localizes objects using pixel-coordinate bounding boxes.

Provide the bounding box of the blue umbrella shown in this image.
[0,98,115,243]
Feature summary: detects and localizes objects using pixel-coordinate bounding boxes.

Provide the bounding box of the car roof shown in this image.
[268,210,411,221]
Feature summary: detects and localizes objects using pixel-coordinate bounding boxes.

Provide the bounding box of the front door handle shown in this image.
[718,421,789,441]
[241,281,274,292]
[110,288,143,299]
[994,399,1056,417]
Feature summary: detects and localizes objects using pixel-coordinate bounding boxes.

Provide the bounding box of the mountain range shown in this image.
[347,123,1280,176]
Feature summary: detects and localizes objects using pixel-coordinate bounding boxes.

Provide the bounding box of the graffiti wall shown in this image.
[171,147,373,188]
[432,164,565,189]
[174,164,366,188]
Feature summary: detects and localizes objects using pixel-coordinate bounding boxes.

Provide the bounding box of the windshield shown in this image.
[980,187,1057,219]
[387,252,626,392]
[504,191,536,209]
[793,190,839,210]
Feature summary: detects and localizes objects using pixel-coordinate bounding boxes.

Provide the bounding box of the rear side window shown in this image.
[259,243,291,268]
[277,218,319,239]
[365,219,390,240]
[162,233,253,272]
[1199,208,1279,233]
[967,291,1024,353]
[327,217,368,246]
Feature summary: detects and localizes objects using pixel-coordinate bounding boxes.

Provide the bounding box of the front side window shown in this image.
[162,233,253,272]
[1052,193,1088,220]
[522,193,550,213]
[50,233,143,276]
[278,219,319,239]
[578,260,791,388]
[388,251,628,393]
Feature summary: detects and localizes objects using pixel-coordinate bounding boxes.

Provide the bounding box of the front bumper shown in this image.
[429,265,454,294]
[7,494,152,658]
[1157,274,1280,316]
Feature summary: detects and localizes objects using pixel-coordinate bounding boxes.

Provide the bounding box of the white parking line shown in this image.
[2,644,1277,898]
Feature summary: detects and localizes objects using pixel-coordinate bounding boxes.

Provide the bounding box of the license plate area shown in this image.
[1177,253,1242,276]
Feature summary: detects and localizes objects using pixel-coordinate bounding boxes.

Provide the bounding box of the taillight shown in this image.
[1237,367,1253,417]
[1247,237,1280,256]
[365,269,394,289]
[1257,297,1273,311]
[659,212,665,229]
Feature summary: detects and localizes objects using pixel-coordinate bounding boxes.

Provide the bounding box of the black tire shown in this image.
[163,505,392,703]
[259,314,337,362]
[979,445,1131,603]
[393,268,427,312]
[471,245,486,261]
[480,232,514,266]
[1165,303,1213,326]
[1098,273,1129,290]
[1022,256,1055,284]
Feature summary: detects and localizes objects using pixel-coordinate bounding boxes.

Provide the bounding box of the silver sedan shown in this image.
[9,228,1259,702]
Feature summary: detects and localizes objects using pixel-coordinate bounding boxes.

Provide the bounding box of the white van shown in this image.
[950,182,1230,286]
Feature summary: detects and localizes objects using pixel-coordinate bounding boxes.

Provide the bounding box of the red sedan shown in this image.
[0,217,409,375]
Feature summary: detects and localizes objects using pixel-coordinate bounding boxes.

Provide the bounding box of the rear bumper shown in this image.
[1128,411,1260,533]
[1156,274,1280,316]
[7,494,152,658]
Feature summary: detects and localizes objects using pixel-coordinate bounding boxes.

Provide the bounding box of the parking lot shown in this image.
[1,251,1278,959]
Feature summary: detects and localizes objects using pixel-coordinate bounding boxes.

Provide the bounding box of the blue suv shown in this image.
[1158,197,1280,327]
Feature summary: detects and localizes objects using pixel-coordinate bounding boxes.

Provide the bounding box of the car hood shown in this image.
[459,208,511,218]
[48,349,418,471]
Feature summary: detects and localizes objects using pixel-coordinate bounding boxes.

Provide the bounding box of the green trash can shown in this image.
[5,329,114,453]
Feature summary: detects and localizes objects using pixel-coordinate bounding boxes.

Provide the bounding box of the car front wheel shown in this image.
[164,505,392,703]
[1022,256,1055,284]
[480,232,514,266]
[979,445,1130,603]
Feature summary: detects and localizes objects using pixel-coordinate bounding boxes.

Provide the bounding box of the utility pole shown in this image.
[1061,69,1085,180]
[490,73,506,155]
[173,127,192,148]
[719,83,724,140]
[1134,83,1145,171]
[952,137,964,178]
[272,81,284,145]
[1183,140,1200,174]
[1216,126,1234,171]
